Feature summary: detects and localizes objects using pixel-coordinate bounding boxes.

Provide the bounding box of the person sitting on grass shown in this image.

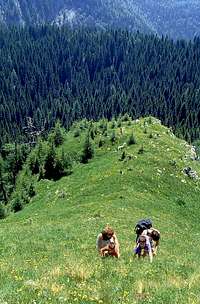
[134,235,153,263]
[96,225,120,258]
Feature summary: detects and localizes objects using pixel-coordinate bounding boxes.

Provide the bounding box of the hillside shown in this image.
[0,0,200,39]
[1,117,200,303]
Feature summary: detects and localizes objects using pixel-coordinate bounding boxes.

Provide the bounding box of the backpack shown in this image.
[135,219,153,235]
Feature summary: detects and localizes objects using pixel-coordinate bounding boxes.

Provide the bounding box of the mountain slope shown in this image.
[1,117,200,303]
[0,0,200,39]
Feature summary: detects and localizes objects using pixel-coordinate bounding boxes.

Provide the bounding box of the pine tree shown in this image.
[81,133,94,163]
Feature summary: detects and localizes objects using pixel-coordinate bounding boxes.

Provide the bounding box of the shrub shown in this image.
[128,133,136,145]
[138,145,144,154]
[74,129,80,137]
[81,133,94,163]
[143,128,147,134]
[98,138,104,147]
[122,113,131,122]
[117,119,122,127]
[11,195,24,212]
[0,203,6,219]
[110,131,116,144]
[111,119,116,129]
[90,129,95,140]
[44,144,56,179]
[48,121,65,147]
[120,151,126,161]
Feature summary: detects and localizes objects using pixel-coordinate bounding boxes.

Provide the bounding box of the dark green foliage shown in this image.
[43,144,56,179]
[43,144,68,180]
[10,167,37,213]
[81,133,94,164]
[128,133,136,145]
[176,198,186,207]
[54,151,72,179]
[11,195,24,212]
[122,113,131,122]
[90,129,95,140]
[98,138,104,148]
[120,151,126,161]
[110,131,116,145]
[1,26,200,145]
[0,144,28,205]
[149,133,153,139]
[0,203,6,219]
[148,117,153,124]
[74,129,81,137]
[143,128,148,134]
[28,151,40,174]
[48,121,65,147]
[0,156,8,204]
[111,119,116,129]
[117,120,122,128]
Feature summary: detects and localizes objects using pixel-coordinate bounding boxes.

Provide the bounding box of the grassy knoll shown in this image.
[0,117,200,303]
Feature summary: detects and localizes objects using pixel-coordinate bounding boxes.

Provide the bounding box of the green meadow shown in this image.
[1,117,200,304]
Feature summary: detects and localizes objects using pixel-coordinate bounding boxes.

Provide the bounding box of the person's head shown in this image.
[102,226,114,241]
[151,230,160,241]
[135,226,143,236]
[138,235,147,248]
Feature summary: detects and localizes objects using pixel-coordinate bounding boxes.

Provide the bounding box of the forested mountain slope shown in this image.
[0,0,200,39]
[1,117,200,303]
[1,27,200,147]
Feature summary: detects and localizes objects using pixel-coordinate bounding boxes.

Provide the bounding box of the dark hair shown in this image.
[102,226,114,240]
[151,230,160,241]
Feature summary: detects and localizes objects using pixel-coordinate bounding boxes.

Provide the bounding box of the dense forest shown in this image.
[1,26,200,148]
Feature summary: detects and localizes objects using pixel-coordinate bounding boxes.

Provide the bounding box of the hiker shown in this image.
[135,218,153,242]
[142,228,160,256]
[134,235,153,263]
[134,219,160,255]
[96,226,120,258]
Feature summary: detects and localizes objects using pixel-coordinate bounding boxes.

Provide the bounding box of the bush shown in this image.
[0,203,6,219]
[110,131,116,144]
[98,138,104,147]
[74,129,80,137]
[90,129,95,140]
[48,121,65,147]
[81,133,94,163]
[11,196,24,212]
[128,133,136,145]
[138,145,144,154]
[117,119,122,127]
[143,128,148,134]
[122,113,131,122]
[111,119,116,129]
[120,151,126,161]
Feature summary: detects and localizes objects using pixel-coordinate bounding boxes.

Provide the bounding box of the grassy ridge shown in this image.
[0,117,200,303]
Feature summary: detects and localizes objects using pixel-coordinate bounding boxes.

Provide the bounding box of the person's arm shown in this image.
[133,244,140,258]
[153,240,159,255]
[147,241,153,263]
[96,234,104,252]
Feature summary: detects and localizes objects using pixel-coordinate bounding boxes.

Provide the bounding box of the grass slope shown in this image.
[0,117,200,304]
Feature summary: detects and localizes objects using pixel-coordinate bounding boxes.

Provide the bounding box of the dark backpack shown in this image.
[135,219,153,236]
